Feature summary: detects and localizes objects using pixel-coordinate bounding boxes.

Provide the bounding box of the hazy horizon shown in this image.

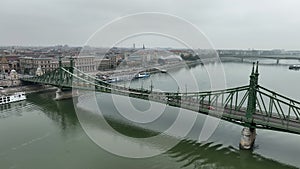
[1,0,300,50]
[0,45,298,51]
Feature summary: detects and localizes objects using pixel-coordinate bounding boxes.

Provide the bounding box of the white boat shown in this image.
[160,69,167,73]
[134,72,150,79]
[289,65,300,70]
[0,92,26,105]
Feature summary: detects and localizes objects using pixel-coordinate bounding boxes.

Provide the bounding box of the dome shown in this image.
[10,69,16,73]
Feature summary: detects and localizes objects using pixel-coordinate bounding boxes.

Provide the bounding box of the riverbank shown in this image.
[94,60,204,81]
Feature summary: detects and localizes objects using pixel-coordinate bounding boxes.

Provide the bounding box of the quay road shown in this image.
[88,59,206,81]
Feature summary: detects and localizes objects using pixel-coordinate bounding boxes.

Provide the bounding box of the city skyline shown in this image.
[0,44,298,51]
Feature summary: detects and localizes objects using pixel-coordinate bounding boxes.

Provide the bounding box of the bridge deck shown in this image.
[93,86,300,134]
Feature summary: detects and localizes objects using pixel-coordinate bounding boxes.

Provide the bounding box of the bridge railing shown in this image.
[66,67,254,117]
[66,67,252,117]
[161,85,251,118]
[255,85,300,130]
[21,67,75,87]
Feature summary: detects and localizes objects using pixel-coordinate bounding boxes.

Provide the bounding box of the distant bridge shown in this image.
[220,54,300,64]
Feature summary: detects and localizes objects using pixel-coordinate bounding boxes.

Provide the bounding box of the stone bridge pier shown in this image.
[239,127,256,150]
[55,88,74,100]
[276,58,280,64]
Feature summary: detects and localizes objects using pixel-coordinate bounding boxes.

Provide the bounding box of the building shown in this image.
[125,49,182,66]
[73,56,96,72]
[19,57,53,75]
[0,54,22,74]
[19,56,102,75]
[158,55,182,64]
[0,56,10,73]
[95,58,111,70]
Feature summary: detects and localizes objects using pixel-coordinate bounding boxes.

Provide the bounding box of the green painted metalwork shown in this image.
[20,63,300,134]
[245,62,259,127]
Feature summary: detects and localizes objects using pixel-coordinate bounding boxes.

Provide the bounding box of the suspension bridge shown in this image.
[21,58,300,149]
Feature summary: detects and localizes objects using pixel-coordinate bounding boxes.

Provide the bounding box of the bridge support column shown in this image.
[54,88,73,100]
[239,127,256,150]
[241,61,259,150]
[55,88,63,100]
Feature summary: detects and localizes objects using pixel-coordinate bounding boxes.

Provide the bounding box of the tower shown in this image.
[240,61,259,150]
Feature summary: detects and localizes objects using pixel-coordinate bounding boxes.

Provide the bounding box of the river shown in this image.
[1,61,300,169]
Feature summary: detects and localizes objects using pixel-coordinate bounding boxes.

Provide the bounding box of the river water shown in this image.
[1,61,300,169]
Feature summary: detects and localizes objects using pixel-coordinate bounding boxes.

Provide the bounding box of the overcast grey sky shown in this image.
[1,0,300,49]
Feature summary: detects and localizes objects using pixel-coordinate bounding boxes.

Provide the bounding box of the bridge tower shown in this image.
[69,56,74,74]
[58,56,63,86]
[55,56,74,100]
[240,61,259,150]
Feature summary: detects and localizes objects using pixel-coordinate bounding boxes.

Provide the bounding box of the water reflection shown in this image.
[0,100,26,119]
[26,92,79,131]
[80,106,298,169]
[74,96,297,168]
[21,90,299,168]
[166,139,296,169]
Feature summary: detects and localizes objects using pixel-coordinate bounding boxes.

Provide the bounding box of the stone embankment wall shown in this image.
[0,79,21,87]
[0,84,57,95]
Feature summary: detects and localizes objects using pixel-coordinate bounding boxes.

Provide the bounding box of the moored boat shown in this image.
[0,92,26,105]
[289,65,300,70]
[134,72,150,79]
[160,69,167,73]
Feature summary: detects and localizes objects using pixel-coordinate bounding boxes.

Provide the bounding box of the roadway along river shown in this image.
[1,61,300,169]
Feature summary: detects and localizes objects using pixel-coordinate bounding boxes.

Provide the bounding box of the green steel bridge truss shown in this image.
[21,63,300,134]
